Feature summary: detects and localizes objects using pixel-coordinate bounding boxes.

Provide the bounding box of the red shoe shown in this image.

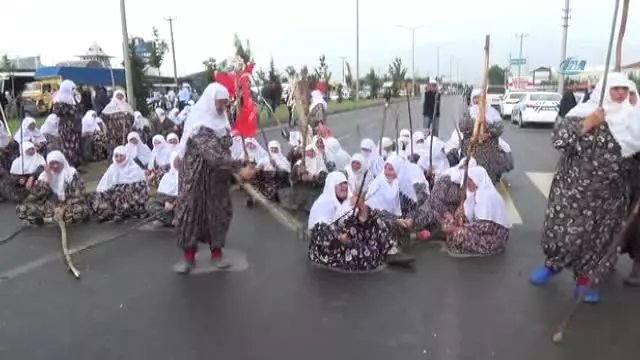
[417,230,431,240]
[211,248,223,260]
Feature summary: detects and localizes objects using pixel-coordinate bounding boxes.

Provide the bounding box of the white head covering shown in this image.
[309,90,327,112]
[230,135,245,160]
[325,137,351,170]
[82,110,101,133]
[14,117,45,144]
[446,129,461,150]
[176,106,191,125]
[566,72,640,157]
[243,137,269,163]
[133,111,150,130]
[148,134,173,169]
[157,151,180,196]
[288,129,313,148]
[155,108,167,122]
[53,80,76,105]
[258,140,291,172]
[298,144,327,175]
[40,114,60,137]
[180,83,231,152]
[125,131,152,165]
[365,156,403,216]
[417,135,449,176]
[628,79,639,107]
[345,153,373,194]
[10,141,46,175]
[412,131,426,151]
[463,166,510,228]
[96,146,147,193]
[308,171,353,229]
[359,138,384,176]
[38,150,77,201]
[469,104,502,124]
[498,138,511,152]
[102,89,134,115]
[377,137,394,159]
[443,156,477,184]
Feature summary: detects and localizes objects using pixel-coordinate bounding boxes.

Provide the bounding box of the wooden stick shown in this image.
[56,216,80,279]
[615,0,630,71]
[378,105,389,156]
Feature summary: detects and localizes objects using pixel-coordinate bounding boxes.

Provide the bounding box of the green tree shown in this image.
[388,57,407,96]
[233,34,253,64]
[0,54,13,70]
[365,68,382,99]
[344,61,354,97]
[255,69,267,85]
[146,27,169,75]
[488,64,507,85]
[265,58,283,110]
[315,54,332,97]
[202,57,217,85]
[285,65,297,80]
[128,40,151,115]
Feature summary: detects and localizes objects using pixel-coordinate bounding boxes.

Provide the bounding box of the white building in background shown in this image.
[75,42,113,68]
[7,56,42,69]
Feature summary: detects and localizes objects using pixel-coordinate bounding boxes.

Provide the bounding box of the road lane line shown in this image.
[337,133,351,141]
[496,180,523,225]
[526,172,553,199]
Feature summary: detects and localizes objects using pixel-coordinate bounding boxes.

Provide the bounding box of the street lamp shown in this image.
[119,0,136,108]
[397,25,425,96]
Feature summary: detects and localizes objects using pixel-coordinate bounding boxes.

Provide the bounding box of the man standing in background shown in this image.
[422,80,440,136]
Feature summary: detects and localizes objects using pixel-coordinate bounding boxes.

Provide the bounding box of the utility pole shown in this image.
[435,45,441,81]
[165,16,179,89]
[397,26,424,96]
[355,0,360,103]
[339,56,347,85]
[558,0,570,92]
[449,55,453,84]
[119,0,136,108]
[515,33,529,88]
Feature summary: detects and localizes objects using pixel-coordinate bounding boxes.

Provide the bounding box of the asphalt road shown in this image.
[1,97,639,360]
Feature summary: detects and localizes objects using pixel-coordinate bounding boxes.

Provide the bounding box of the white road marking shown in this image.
[496,180,523,225]
[526,172,553,199]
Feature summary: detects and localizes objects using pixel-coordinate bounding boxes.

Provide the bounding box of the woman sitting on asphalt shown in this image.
[124,131,152,169]
[146,151,181,228]
[133,111,152,146]
[92,146,149,223]
[16,150,91,226]
[146,134,173,187]
[279,144,328,213]
[3,141,47,203]
[40,113,61,151]
[80,110,108,162]
[14,117,46,153]
[253,140,291,202]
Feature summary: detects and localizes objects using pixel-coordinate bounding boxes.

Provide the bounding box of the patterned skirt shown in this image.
[91,182,149,221]
[444,218,509,257]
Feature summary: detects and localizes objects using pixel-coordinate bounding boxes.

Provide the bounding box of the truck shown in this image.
[22,66,125,115]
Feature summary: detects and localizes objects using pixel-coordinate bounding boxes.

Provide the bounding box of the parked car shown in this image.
[511,92,562,128]
[499,90,528,119]
[486,85,506,113]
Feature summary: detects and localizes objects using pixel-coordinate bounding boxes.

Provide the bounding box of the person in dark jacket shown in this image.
[422,81,441,136]
[557,90,577,118]
[80,85,93,114]
[93,85,110,116]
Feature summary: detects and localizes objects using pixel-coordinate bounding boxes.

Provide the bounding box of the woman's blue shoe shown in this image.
[529,265,557,285]
[576,285,600,304]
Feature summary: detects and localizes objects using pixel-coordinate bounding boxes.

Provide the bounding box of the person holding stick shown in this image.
[529,73,640,303]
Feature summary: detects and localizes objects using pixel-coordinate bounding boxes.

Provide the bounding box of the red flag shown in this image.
[245,62,256,74]
[214,71,236,98]
[231,71,257,137]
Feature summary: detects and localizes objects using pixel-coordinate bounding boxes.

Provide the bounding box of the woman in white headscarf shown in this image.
[146,151,181,227]
[163,108,182,137]
[14,117,46,151]
[173,82,254,274]
[441,166,510,258]
[345,153,373,195]
[396,128,411,157]
[416,132,450,182]
[377,137,394,160]
[80,110,108,162]
[254,140,291,202]
[285,127,313,166]
[497,137,514,174]
[150,108,167,136]
[1,141,46,202]
[52,79,83,167]
[280,144,329,212]
[16,150,90,226]
[132,111,152,146]
[365,155,416,266]
[359,138,384,177]
[445,128,464,165]
[92,145,149,222]
[458,89,508,183]
[529,73,640,304]
[165,132,180,152]
[101,89,134,154]
[309,89,327,133]
[40,113,61,150]
[325,137,351,171]
[145,134,173,187]
[623,80,640,286]
[125,131,152,168]
[0,121,19,179]
[307,171,396,272]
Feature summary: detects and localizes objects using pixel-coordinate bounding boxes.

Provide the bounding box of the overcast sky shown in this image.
[4,0,640,84]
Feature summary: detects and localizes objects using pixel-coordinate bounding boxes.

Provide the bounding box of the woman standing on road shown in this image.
[101,89,134,155]
[52,80,83,167]
[529,73,640,303]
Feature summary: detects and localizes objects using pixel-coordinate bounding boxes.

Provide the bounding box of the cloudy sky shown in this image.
[3,0,640,84]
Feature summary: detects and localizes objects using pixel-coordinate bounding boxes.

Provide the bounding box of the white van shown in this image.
[486,85,506,113]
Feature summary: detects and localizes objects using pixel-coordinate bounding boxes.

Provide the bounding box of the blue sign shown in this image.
[132,37,150,59]
[558,57,587,75]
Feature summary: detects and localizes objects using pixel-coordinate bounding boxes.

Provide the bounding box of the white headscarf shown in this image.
[377,137,394,159]
[102,89,134,115]
[309,90,327,113]
[469,103,502,124]
[566,72,640,158]
[359,138,384,176]
[258,140,291,172]
[82,110,101,133]
[10,141,46,175]
[403,161,430,198]
[365,156,403,216]
[417,135,450,177]
[308,171,353,229]
[166,132,180,151]
[96,146,147,193]
[155,108,167,123]
[125,132,152,165]
[345,153,373,194]
[243,137,269,163]
[148,134,173,169]
[628,79,639,107]
[288,129,313,148]
[499,138,511,152]
[231,135,245,160]
[157,151,180,197]
[38,150,77,201]
[463,166,511,228]
[443,156,477,184]
[176,106,191,124]
[412,131,426,151]
[298,144,327,176]
[180,83,231,152]
[53,80,76,105]
[40,114,60,137]
[325,137,351,170]
[446,129,462,151]
[133,111,150,130]
[14,117,45,144]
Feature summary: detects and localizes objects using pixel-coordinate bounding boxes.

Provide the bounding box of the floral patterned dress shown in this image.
[459,112,505,183]
[622,154,640,261]
[102,112,133,154]
[52,103,82,167]
[542,116,634,280]
[146,193,177,226]
[426,175,465,229]
[16,174,91,225]
[91,181,149,222]
[308,208,395,272]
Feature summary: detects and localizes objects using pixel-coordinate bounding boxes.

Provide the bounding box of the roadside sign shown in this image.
[558,57,587,75]
[510,58,527,66]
